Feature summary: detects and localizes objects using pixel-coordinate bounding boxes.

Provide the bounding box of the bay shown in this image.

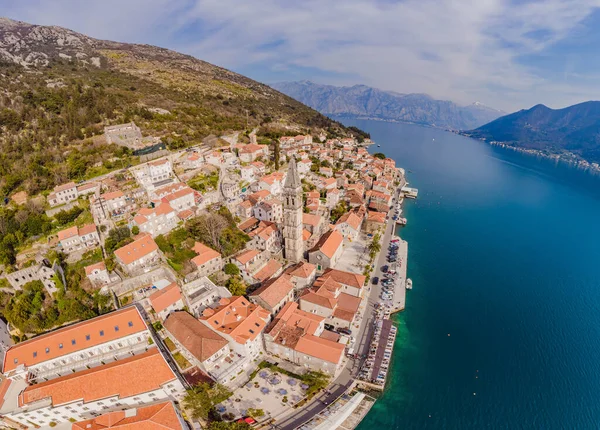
[335,118,600,429]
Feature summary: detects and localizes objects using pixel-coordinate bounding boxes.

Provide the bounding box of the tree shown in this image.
[302,371,330,396]
[330,201,349,223]
[247,408,265,419]
[187,213,228,251]
[183,382,232,421]
[272,140,280,170]
[373,152,386,160]
[131,225,140,235]
[208,422,251,430]
[226,276,247,296]
[368,232,382,260]
[223,263,240,276]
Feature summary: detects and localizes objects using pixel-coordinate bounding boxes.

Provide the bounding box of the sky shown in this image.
[3,0,600,112]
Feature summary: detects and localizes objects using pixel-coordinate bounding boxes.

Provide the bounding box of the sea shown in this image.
[335,118,600,430]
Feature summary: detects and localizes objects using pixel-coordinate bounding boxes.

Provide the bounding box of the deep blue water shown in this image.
[338,119,600,429]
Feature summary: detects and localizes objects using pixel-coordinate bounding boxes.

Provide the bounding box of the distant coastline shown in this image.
[457,132,600,175]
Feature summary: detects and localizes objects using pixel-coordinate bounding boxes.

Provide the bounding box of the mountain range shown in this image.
[0,18,352,196]
[271,80,504,130]
[465,102,600,163]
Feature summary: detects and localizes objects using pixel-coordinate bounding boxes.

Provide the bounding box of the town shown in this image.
[0,123,413,430]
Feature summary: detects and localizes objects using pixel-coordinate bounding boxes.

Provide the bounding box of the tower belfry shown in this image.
[283,157,303,264]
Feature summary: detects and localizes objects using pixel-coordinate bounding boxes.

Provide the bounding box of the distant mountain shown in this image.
[465,102,600,163]
[271,80,504,130]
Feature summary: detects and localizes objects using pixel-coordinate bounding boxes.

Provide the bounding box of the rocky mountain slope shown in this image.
[0,18,352,197]
[271,80,504,130]
[465,102,600,163]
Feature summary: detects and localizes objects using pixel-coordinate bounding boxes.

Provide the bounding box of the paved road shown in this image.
[276,188,403,430]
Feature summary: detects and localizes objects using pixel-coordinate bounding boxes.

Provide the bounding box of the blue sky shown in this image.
[3,0,600,111]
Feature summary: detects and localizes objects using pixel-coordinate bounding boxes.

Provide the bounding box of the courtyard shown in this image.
[216,367,308,422]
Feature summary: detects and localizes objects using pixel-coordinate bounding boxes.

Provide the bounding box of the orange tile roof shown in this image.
[177,209,193,220]
[253,259,282,283]
[302,229,311,241]
[3,307,147,373]
[20,349,176,408]
[162,186,194,202]
[235,249,260,265]
[149,158,170,166]
[332,308,355,322]
[310,230,343,259]
[368,210,386,223]
[164,311,228,362]
[191,242,221,267]
[285,262,316,279]
[78,223,97,236]
[273,302,323,335]
[300,291,336,310]
[149,283,182,314]
[239,143,265,153]
[85,261,106,275]
[250,275,294,308]
[335,212,363,230]
[114,234,159,265]
[200,296,270,344]
[302,213,321,227]
[57,226,78,241]
[295,334,344,364]
[248,190,271,204]
[102,190,125,200]
[54,182,77,192]
[260,172,284,185]
[321,268,366,290]
[72,401,184,429]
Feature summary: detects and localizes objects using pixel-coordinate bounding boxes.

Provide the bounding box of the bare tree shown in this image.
[187,213,228,251]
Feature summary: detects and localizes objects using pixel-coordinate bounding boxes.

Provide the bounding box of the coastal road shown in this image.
[276,188,403,430]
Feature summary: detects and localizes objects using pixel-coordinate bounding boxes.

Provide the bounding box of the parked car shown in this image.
[382,265,389,273]
[372,276,379,285]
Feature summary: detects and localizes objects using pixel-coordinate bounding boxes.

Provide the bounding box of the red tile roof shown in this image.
[149,282,182,314]
[20,349,176,408]
[164,311,228,362]
[253,259,283,283]
[250,275,294,308]
[235,249,260,265]
[72,401,184,429]
[85,261,107,276]
[295,334,344,364]
[114,234,159,265]
[3,307,147,373]
[200,296,269,344]
[310,230,343,259]
[191,242,221,267]
[321,268,366,290]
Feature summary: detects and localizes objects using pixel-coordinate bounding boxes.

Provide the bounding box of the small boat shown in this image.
[396,217,407,225]
[406,279,413,290]
[378,144,381,147]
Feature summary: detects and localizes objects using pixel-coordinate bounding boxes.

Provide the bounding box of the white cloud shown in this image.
[3,0,600,111]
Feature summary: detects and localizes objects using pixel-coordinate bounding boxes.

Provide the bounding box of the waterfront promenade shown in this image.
[276,187,407,429]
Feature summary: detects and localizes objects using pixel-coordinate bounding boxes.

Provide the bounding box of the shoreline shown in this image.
[287,179,412,429]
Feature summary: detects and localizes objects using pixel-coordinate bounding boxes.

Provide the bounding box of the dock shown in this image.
[400,186,418,199]
[390,237,408,313]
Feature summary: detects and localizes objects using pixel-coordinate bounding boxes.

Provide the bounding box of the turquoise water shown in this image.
[338,119,600,429]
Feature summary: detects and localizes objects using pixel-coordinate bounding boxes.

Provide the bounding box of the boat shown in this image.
[377,144,381,147]
[396,217,407,225]
[406,278,413,290]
